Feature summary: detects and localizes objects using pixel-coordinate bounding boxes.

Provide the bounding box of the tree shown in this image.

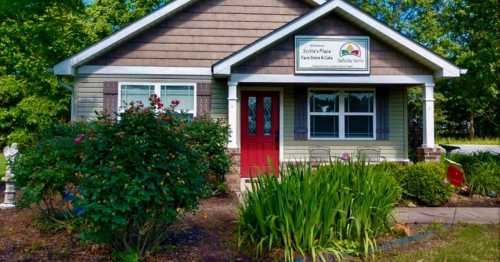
[0,0,170,147]
[0,0,93,146]
[351,0,499,138]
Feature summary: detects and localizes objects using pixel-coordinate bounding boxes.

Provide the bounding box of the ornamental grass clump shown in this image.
[238,161,401,261]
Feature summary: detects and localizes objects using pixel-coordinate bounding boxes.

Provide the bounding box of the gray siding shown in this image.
[74,75,215,120]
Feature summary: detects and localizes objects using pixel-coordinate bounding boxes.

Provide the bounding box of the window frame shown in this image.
[307,88,376,140]
[118,82,197,116]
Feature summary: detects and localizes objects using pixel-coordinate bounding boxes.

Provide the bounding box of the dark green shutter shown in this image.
[294,87,308,140]
[376,87,390,140]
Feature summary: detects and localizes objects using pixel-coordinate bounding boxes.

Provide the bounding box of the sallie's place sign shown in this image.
[295,36,370,74]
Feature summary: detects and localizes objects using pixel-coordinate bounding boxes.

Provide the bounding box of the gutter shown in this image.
[58,80,76,122]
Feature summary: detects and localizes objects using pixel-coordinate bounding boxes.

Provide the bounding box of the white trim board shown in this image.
[213,0,463,78]
[53,0,325,76]
[78,65,212,76]
[230,74,435,85]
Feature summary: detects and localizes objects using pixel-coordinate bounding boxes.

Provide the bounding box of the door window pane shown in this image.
[345,116,373,138]
[263,96,272,136]
[345,91,374,112]
[248,96,257,135]
[120,85,155,110]
[310,91,339,112]
[310,115,339,138]
[161,85,195,112]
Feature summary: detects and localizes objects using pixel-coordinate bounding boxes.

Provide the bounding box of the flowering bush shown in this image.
[73,96,206,256]
[13,95,230,257]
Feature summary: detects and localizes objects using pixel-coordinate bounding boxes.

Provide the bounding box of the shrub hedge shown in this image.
[374,161,453,206]
[401,162,453,206]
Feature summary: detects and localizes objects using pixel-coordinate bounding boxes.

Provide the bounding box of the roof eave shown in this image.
[214,0,463,79]
[53,0,199,76]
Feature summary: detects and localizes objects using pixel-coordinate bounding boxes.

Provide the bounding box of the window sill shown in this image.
[308,137,376,141]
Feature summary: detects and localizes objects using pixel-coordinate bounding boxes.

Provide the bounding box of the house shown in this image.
[53,0,464,190]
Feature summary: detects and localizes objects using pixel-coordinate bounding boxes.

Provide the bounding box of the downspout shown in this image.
[58,79,76,122]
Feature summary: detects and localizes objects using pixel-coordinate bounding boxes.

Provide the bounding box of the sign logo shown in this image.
[340,42,361,57]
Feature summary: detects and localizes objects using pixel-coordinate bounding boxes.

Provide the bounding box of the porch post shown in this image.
[422,82,435,148]
[417,82,442,162]
[227,81,238,148]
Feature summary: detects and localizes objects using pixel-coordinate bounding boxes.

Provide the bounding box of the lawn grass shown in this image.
[376,224,500,261]
[437,137,500,145]
[0,154,6,179]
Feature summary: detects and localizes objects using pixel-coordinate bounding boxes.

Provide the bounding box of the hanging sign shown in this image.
[295,36,370,74]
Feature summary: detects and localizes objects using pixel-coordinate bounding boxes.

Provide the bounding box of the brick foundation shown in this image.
[224,148,241,194]
[416,147,443,162]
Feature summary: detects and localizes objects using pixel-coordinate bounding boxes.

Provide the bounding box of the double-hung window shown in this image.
[309,89,375,139]
[119,82,196,117]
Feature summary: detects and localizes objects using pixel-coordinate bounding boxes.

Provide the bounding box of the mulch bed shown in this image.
[0,191,248,262]
[398,193,499,208]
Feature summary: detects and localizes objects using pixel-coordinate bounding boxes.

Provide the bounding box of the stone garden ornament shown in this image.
[1,143,18,209]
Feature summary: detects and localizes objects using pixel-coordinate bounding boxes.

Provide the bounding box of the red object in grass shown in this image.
[447,164,465,186]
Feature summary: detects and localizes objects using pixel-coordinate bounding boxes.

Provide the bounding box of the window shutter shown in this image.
[294,87,308,140]
[103,81,118,117]
[376,88,390,140]
[196,82,211,117]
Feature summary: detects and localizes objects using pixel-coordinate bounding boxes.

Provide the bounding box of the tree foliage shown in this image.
[0,0,498,147]
[350,0,499,138]
[0,0,168,148]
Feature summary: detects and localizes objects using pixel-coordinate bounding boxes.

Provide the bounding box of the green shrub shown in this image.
[186,115,230,194]
[372,161,407,184]
[13,123,88,216]
[450,152,500,196]
[466,163,500,196]
[401,162,453,206]
[13,97,229,258]
[75,101,206,256]
[238,161,401,261]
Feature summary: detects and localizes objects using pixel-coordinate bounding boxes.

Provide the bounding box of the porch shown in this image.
[224,75,438,190]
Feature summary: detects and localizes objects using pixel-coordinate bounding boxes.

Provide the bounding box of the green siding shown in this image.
[282,87,408,161]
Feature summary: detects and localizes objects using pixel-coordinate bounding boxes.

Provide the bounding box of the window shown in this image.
[344,92,374,138]
[161,85,195,115]
[309,91,340,138]
[119,84,155,110]
[308,90,375,139]
[118,83,196,116]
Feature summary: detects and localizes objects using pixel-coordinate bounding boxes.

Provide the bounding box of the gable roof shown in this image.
[53,0,324,75]
[213,0,463,78]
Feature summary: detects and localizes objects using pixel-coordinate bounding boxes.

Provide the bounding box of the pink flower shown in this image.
[74,134,85,145]
[171,100,180,106]
[340,152,350,161]
[158,103,164,109]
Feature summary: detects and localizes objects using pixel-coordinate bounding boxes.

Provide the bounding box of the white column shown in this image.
[227,81,238,149]
[422,83,435,148]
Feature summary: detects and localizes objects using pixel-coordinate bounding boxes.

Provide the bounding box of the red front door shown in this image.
[241,91,280,178]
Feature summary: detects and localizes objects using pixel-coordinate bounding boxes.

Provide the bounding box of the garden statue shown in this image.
[0,143,18,209]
